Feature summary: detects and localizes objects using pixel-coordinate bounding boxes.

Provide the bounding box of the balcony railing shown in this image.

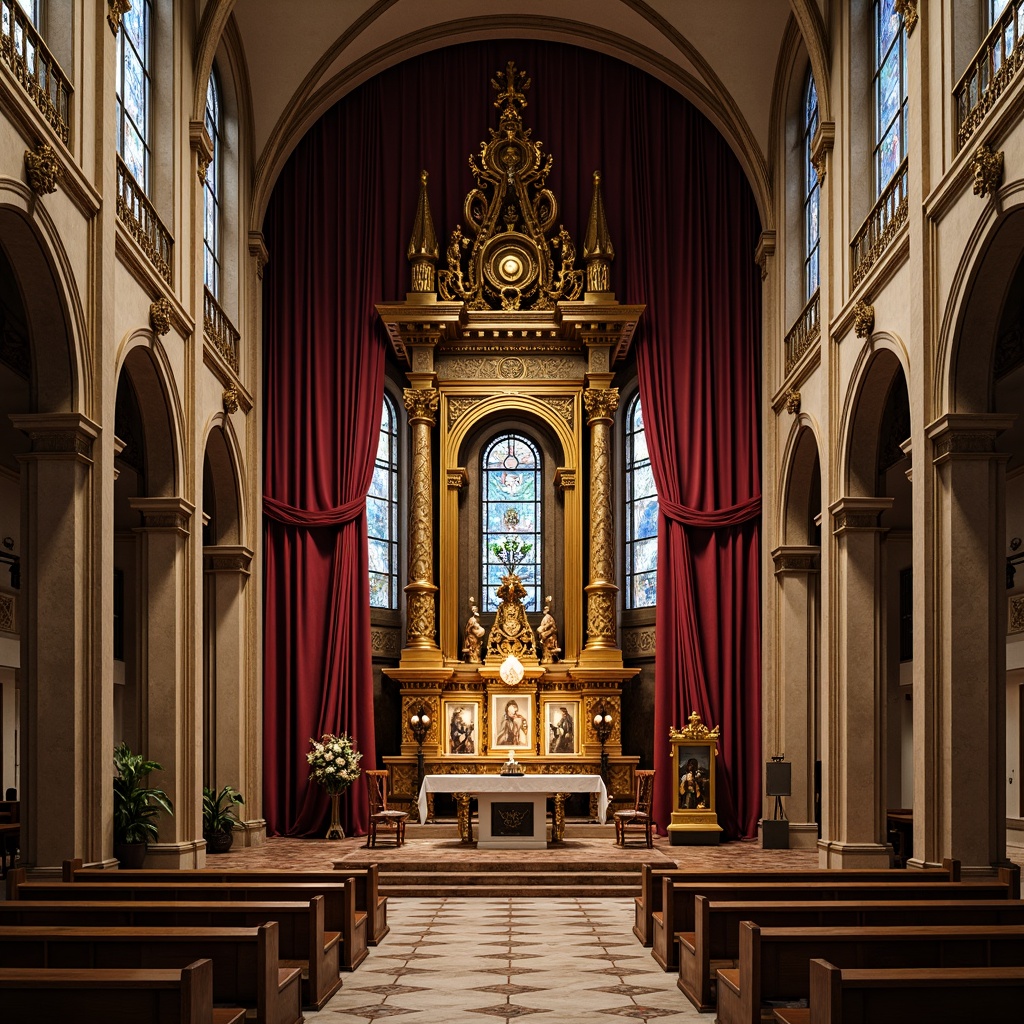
[785,290,820,375]
[851,160,908,287]
[955,0,1024,152]
[1,0,71,144]
[204,287,239,372]
[116,155,173,285]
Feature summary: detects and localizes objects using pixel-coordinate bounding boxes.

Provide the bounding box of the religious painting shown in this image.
[543,698,579,756]
[489,692,533,751]
[443,699,480,756]
[673,743,714,812]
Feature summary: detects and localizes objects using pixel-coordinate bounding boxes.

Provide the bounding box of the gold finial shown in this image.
[491,61,531,119]
[407,169,439,293]
[584,170,615,295]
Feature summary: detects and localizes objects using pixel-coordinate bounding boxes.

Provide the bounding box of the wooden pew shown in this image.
[64,858,389,945]
[718,921,1024,1024]
[0,897,341,1009]
[0,957,247,1024]
[772,959,1024,1024]
[633,862,958,947]
[8,872,368,970]
[652,870,1018,971]
[679,895,1024,1011]
[0,922,302,1024]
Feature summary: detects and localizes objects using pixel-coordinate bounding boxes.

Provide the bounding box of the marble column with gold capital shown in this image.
[403,388,441,660]
[581,387,620,661]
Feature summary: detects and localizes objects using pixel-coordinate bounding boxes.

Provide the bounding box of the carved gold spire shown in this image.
[584,171,615,295]
[407,170,439,294]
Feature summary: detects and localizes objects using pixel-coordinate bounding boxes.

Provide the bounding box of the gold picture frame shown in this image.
[489,692,533,751]
[667,712,723,844]
[542,698,580,756]
[442,698,481,756]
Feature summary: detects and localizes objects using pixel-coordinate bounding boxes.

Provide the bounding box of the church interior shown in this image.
[2,0,1024,1019]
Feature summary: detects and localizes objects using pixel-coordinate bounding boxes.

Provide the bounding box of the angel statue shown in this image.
[538,595,561,665]
[463,599,485,664]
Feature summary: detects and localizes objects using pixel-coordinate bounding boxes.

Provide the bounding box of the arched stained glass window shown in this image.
[873,0,908,195]
[203,70,222,296]
[116,0,152,191]
[803,73,820,301]
[368,393,399,609]
[481,433,542,612]
[625,393,658,608]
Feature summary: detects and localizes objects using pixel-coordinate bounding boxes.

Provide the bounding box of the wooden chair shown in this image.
[614,769,655,847]
[365,770,408,848]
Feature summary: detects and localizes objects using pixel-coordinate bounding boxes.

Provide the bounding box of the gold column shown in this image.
[403,388,441,660]
[581,387,619,661]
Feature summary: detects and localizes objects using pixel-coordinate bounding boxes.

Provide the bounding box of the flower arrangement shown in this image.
[307,733,362,794]
[490,535,533,574]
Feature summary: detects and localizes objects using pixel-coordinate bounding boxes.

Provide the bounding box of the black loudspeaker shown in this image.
[762,819,790,849]
[765,761,792,797]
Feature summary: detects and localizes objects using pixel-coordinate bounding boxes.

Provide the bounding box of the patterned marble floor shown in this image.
[306,896,705,1023]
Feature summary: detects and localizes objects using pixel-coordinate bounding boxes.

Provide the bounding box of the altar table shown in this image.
[417,773,608,849]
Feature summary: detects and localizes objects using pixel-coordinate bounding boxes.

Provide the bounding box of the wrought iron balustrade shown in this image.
[0,0,71,144]
[116,155,173,285]
[785,290,820,375]
[955,1,1024,151]
[204,287,239,372]
[851,160,908,287]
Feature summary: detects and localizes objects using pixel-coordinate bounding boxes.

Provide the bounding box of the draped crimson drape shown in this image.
[263,41,761,838]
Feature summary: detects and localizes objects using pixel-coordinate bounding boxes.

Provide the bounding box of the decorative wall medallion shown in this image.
[149,297,173,336]
[499,356,526,379]
[24,143,60,196]
[972,143,1003,198]
[853,300,875,339]
[785,390,801,415]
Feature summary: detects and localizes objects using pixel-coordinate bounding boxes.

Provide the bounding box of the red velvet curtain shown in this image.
[263,41,761,838]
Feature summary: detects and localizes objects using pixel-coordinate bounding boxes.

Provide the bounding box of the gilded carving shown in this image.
[1010,596,1024,635]
[669,711,721,741]
[972,143,1004,198]
[785,390,801,415]
[589,348,609,374]
[437,355,586,380]
[24,143,59,196]
[149,297,173,336]
[584,171,615,295]
[539,397,574,427]
[222,384,239,415]
[406,591,436,646]
[446,467,469,491]
[583,387,619,424]
[407,170,439,293]
[894,0,917,34]
[853,300,875,339]
[499,357,526,379]
[554,467,576,491]
[403,387,440,425]
[447,398,482,429]
[107,0,131,35]
[412,348,432,372]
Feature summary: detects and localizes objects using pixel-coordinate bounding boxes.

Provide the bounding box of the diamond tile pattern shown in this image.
[302,896,709,1023]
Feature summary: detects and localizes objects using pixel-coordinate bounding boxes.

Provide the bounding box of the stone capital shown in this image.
[10,412,100,460]
[829,496,894,534]
[403,387,440,426]
[771,545,820,575]
[554,467,576,491]
[926,413,1017,463]
[130,496,195,535]
[446,467,468,491]
[755,230,776,281]
[203,545,254,574]
[189,120,214,184]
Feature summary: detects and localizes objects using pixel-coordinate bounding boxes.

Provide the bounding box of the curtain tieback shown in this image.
[659,494,761,528]
[263,494,367,526]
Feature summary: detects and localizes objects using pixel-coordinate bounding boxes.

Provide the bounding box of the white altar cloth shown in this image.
[417,773,608,828]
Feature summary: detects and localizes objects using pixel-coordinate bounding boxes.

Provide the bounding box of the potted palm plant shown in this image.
[113,741,174,869]
[203,784,244,853]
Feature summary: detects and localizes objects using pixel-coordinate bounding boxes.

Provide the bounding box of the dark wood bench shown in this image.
[0,822,18,878]
[0,921,302,1024]
[772,959,1024,1024]
[679,895,1024,1011]
[63,858,388,945]
[0,897,341,1009]
[652,870,1019,971]
[718,921,1024,1024]
[633,863,958,947]
[0,957,246,1024]
[8,872,367,970]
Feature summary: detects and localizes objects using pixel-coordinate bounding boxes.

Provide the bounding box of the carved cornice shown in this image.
[829,496,893,533]
[554,467,576,491]
[853,300,875,338]
[436,353,585,381]
[972,142,1004,198]
[926,413,1016,463]
[771,545,820,574]
[149,297,173,336]
[10,413,100,459]
[446,466,468,491]
[248,232,269,279]
[403,387,440,425]
[130,497,195,534]
[24,142,60,196]
[583,387,619,424]
[203,545,254,574]
[189,121,214,184]
[810,121,835,184]
[894,0,917,34]
[755,230,776,281]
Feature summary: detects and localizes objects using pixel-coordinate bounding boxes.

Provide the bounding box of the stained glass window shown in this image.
[990,0,1012,28]
[203,71,221,296]
[481,433,542,612]
[625,393,658,608]
[367,393,399,609]
[116,0,151,191]
[873,0,907,195]
[15,0,39,26]
[803,73,820,301]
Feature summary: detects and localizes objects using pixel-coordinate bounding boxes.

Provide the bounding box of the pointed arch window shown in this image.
[481,433,542,612]
[873,0,908,194]
[115,0,152,190]
[625,393,658,608]
[203,70,222,296]
[368,393,400,610]
[803,73,820,300]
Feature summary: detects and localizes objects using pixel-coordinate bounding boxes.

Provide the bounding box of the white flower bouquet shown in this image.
[307,733,362,794]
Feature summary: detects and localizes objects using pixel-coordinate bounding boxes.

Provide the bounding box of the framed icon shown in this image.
[543,698,579,756]
[667,711,723,843]
[489,692,533,751]
[443,699,481,755]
